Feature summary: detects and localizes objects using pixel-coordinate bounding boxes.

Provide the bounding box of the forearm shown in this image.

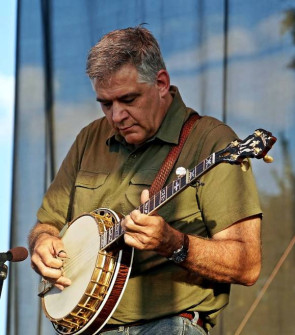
[183,234,261,286]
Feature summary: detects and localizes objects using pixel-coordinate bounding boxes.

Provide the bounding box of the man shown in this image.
[29,26,262,334]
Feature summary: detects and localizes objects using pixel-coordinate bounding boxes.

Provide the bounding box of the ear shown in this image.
[156,69,170,97]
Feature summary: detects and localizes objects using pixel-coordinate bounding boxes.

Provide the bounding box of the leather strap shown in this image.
[149,113,201,197]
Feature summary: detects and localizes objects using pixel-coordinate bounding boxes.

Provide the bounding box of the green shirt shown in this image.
[37,86,262,330]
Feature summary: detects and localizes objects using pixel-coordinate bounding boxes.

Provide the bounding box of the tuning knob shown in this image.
[263,155,274,163]
[240,160,250,172]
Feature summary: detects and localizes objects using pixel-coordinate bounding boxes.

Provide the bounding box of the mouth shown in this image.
[119,125,132,131]
[118,124,137,133]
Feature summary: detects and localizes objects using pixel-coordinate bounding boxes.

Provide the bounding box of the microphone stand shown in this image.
[0,262,8,299]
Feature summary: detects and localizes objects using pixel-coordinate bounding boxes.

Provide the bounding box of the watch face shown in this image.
[172,248,188,263]
[169,234,189,264]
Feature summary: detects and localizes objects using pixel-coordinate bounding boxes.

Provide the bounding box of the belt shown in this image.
[179,312,204,328]
[100,312,204,332]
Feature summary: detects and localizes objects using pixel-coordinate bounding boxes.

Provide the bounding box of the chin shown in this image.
[124,134,145,146]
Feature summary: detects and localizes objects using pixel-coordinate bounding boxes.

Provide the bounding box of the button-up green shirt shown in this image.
[37,86,261,330]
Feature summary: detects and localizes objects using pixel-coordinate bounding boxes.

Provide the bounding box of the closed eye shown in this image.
[102,101,112,108]
[120,97,136,104]
[119,93,140,104]
[96,98,112,109]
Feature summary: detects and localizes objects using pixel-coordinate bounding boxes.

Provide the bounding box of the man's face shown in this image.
[92,65,170,146]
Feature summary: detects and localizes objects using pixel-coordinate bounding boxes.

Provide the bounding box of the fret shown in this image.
[118,223,124,236]
[160,188,167,203]
[108,226,114,243]
[143,201,149,214]
[196,164,203,176]
[189,167,197,183]
[204,153,215,171]
[180,175,186,188]
[149,196,155,212]
[154,193,160,210]
[114,222,121,238]
[167,183,173,198]
[173,179,181,193]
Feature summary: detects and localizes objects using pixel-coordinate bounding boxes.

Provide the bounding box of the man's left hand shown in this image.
[121,189,183,257]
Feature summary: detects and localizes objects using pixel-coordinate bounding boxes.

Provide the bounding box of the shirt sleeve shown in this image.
[196,123,262,236]
[36,126,90,230]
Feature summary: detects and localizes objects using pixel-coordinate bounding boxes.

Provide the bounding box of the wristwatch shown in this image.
[168,234,189,264]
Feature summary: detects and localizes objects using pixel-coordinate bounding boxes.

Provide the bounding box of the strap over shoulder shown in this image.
[149,113,201,196]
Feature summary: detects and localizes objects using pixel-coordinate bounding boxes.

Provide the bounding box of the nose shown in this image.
[112,101,128,124]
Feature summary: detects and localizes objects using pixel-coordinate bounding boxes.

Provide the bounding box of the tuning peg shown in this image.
[240,160,250,172]
[263,155,274,163]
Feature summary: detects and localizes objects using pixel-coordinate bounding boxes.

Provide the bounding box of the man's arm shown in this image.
[121,190,261,286]
[28,222,71,290]
[184,216,261,285]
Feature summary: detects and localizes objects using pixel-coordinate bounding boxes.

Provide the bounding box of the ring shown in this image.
[57,250,66,257]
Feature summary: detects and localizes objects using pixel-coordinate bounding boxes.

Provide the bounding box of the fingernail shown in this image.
[64,279,72,286]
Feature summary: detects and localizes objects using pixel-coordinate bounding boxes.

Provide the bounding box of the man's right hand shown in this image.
[30,226,71,290]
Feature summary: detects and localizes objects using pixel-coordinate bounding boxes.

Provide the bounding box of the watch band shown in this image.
[168,234,189,264]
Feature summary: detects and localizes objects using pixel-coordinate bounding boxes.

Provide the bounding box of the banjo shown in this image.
[39,128,276,335]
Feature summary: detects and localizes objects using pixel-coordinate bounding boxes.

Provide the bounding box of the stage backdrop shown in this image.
[7,1,295,334]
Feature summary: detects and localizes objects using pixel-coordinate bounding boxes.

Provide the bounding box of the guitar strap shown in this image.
[149,112,201,197]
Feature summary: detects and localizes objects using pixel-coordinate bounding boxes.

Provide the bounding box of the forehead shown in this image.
[92,65,148,100]
[93,65,138,88]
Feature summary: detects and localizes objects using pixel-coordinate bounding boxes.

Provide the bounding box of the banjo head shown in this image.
[41,208,133,335]
[43,214,102,320]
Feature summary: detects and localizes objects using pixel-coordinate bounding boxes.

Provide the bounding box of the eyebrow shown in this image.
[96,92,140,103]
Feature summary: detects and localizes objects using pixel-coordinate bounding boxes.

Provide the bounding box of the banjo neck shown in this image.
[99,152,221,250]
[99,128,276,251]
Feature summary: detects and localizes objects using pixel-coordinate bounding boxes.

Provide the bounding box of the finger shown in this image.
[141,189,158,216]
[45,275,72,290]
[121,214,139,231]
[55,250,69,262]
[33,235,66,268]
[52,239,68,258]
[32,256,63,279]
[127,210,151,230]
[31,251,63,275]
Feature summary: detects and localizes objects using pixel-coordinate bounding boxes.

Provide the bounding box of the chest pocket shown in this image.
[72,170,109,217]
[75,170,109,188]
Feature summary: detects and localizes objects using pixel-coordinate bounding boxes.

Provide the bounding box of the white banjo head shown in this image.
[40,209,133,335]
[43,214,101,320]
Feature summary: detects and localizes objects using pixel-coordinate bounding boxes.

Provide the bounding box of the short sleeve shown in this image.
[196,124,262,235]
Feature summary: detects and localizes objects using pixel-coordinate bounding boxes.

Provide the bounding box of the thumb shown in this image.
[141,189,150,204]
[52,238,67,258]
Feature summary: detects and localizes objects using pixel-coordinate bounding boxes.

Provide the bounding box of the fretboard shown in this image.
[100,153,216,250]
[139,152,216,215]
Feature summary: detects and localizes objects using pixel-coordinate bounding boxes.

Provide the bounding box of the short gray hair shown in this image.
[86,26,166,84]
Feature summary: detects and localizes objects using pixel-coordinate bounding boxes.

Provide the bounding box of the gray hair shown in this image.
[86,26,166,84]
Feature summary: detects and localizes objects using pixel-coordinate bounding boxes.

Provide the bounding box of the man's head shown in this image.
[87,27,172,146]
[86,26,166,85]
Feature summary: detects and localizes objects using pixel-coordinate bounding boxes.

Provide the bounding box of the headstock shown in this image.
[215,129,277,165]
